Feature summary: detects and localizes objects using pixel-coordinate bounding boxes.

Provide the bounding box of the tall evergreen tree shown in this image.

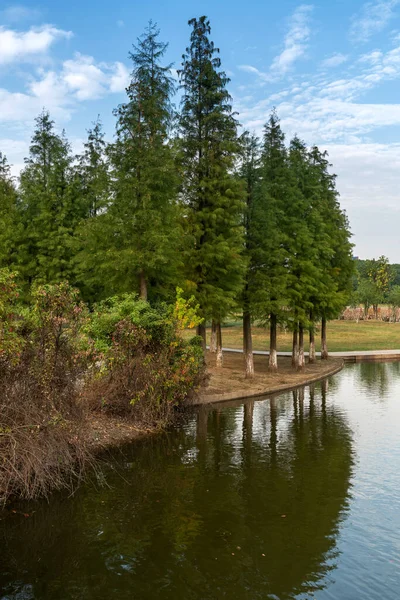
[238,131,261,378]
[73,118,110,302]
[285,136,322,370]
[307,146,353,359]
[0,152,20,269]
[252,111,288,371]
[76,117,109,218]
[79,22,181,301]
[179,16,245,363]
[18,111,78,288]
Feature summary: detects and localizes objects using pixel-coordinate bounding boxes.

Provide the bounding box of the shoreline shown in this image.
[195,355,344,405]
[88,356,345,453]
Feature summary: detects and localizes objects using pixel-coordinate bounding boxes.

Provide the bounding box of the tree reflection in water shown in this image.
[0,380,354,600]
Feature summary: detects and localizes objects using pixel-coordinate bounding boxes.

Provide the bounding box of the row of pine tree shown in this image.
[0,17,354,376]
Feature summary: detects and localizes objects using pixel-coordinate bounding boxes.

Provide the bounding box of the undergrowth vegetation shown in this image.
[0,270,205,504]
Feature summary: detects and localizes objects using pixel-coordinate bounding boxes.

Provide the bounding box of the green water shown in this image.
[2,362,400,599]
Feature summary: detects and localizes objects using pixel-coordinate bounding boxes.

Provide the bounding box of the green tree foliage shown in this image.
[352,256,391,318]
[76,117,109,219]
[238,131,261,377]
[285,136,325,368]
[366,256,393,297]
[305,146,354,358]
[250,112,289,370]
[178,16,245,359]
[0,23,355,376]
[73,119,110,302]
[79,22,181,302]
[0,153,20,269]
[356,279,383,317]
[388,285,400,321]
[18,111,80,290]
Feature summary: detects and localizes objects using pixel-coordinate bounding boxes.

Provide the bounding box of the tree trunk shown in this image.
[210,320,217,353]
[216,322,223,368]
[292,326,299,369]
[268,313,278,372]
[321,317,328,360]
[298,323,305,371]
[309,326,316,363]
[197,322,206,354]
[373,304,378,320]
[139,270,147,301]
[243,310,254,378]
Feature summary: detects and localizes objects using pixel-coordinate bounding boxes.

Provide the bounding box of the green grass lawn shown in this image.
[182,320,400,352]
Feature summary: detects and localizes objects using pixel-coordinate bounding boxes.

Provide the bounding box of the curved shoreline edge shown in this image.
[193,359,345,406]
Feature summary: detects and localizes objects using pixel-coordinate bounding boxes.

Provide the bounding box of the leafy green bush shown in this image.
[83,293,207,425]
[84,294,175,354]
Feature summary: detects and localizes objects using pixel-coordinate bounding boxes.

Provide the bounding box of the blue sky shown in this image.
[1,0,400,260]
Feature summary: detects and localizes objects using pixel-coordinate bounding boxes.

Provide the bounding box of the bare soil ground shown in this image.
[198,352,343,403]
[88,414,151,451]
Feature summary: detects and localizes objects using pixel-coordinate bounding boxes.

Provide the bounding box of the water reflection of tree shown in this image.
[356,362,391,398]
[0,383,354,600]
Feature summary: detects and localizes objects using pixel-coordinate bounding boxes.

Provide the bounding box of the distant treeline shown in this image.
[0,16,353,375]
[351,257,400,319]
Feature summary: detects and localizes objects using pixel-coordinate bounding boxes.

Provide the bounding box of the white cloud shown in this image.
[237,37,400,144]
[62,54,110,100]
[349,0,400,43]
[0,5,40,23]
[270,4,313,77]
[0,138,30,177]
[324,142,400,260]
[0,25,72,65]
[109,62,130,93]
[320,53,348,69]
[237,5,314,84]
[238,64,270,81]
[0,53,130,127]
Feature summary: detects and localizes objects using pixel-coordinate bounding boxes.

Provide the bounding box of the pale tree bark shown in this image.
[298,323,305,371]
[309,309,316,364]
[139,270,147,301]
[269,313,278,372]
[216,322,223,368]
[209,320,217,353]
[197,322,207,354]
[309,327,316,363]
[321,317,328,360]
[243,310,254,378]
[292,326,299,369]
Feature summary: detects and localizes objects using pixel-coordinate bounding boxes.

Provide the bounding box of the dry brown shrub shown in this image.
[0,347,94,505]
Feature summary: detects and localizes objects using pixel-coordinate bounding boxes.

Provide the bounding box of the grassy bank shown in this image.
[182,320,400,352]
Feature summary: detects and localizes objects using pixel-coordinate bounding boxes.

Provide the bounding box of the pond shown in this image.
[1,362,400,599]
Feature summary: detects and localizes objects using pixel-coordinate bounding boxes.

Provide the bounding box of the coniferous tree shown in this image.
[77,117,109,218]
[81,22,181,301]
[73,118,110,302]
[307,146,353,359]
[252,111,288,372]
[179,15,245,363]
[0,153,20,269]
[18,111,78,288]
[239,131,261,378]
[285,136,322,370]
